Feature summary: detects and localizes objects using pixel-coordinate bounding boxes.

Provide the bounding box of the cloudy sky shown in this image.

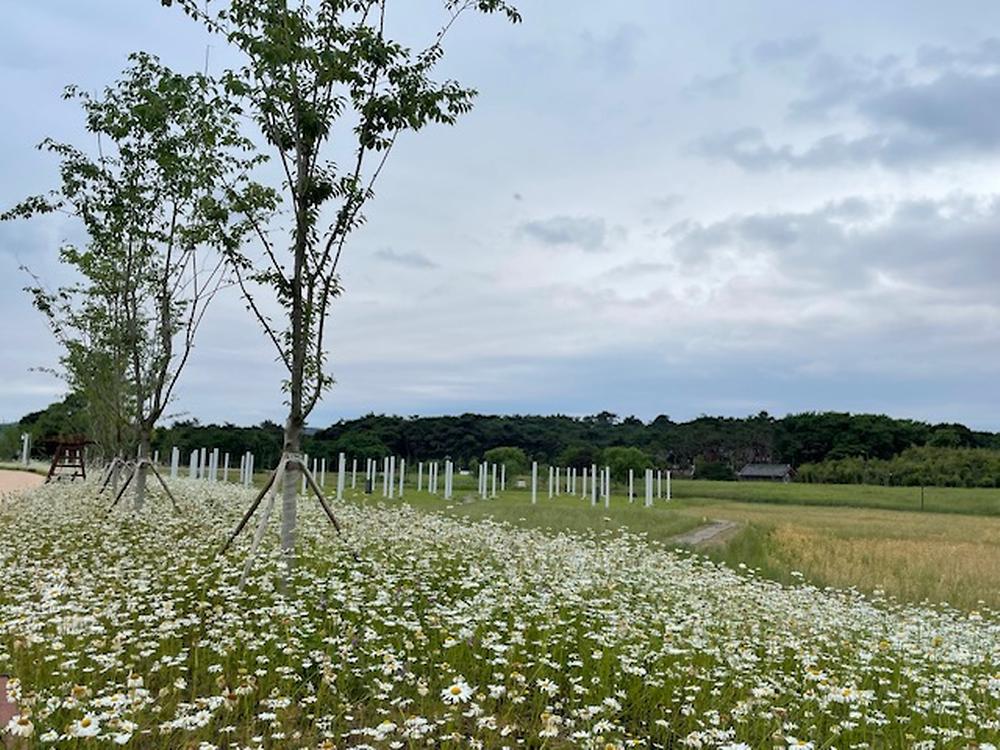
[2,1,999,429]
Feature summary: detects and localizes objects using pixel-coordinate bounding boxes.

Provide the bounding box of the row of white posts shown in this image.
[363,457,458,500]
[476,462,507,499]
[158,448,464,503]
[152,447,672,508]
[534,464,672,507]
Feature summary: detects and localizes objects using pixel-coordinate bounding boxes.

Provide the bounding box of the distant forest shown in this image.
[5,394,1000,487]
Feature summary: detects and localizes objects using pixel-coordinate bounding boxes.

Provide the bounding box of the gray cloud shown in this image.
[698,38,1000,170]
[519,215,609,252]
[752,35,820,63]
[668,193,1000,293]
[683,70,743,99]
[4,1,1000,428]
[373,248,438,269]
[579,24,642,75]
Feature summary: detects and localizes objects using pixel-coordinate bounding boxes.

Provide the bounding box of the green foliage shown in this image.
[166,0,521,429]
[0,425,19,461]
[601,446,651,481]
[18,394,90,447]
[483,446,528,475]
[797,446,1000,488]
[3,53,270,460]
[557,443,601,469]
[694,457,736,481]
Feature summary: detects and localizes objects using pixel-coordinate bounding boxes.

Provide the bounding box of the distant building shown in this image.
[737,463,795,482]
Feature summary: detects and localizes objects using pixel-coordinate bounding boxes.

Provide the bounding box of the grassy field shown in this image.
[670,477,1000,515]
[671,498,1000,611]
[1,479,996,748]
[323,474,1000,611]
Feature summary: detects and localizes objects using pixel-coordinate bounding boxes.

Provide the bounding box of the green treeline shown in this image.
[6,398,1000,487]
[798,446,1000,488]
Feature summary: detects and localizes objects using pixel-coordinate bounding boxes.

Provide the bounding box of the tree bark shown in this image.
[134,431,151,510]
[280,415,302,568]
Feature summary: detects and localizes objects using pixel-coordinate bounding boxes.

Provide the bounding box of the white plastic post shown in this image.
[223,453,230,482]
[501,463,506,492]
[555,467,561,496]
[212,448,220,481]
[170,447,180,479]
[582,467,588,498]
[591,463,597,506]
[351,458,357,489]
[320,457,327,488]
[491,463,497,498]
[531,461,538,504]
[628,469,634,503]
[153,450,160,466]
[199,448,207,480]
[388,456,396,499]
[667,470,672,500]
[382,457,389,497]
[337,452,346,500]
[645,469,653,507]
[548,465,554,498]
[604,467,610,509]
[657,470,662,500]
[189,451,198,479]
[20,433,30,467]
[399,458,405,497]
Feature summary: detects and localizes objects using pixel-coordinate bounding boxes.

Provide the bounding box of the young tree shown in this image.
[171,0,520,562]
[484,446,529,476]
[4,53,270,508]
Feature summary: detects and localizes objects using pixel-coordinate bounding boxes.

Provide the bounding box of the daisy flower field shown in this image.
[0,480,996,748]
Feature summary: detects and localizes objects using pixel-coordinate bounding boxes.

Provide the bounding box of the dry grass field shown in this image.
[671,499,1000,611]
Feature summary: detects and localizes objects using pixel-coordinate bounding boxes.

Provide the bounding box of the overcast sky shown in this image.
[2,1,1000,429]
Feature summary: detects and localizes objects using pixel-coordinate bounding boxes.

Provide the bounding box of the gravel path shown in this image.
[670,519,741,548]
[0,469,45,492]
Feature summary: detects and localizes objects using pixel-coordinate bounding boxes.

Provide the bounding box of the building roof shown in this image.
[737,463,793,478]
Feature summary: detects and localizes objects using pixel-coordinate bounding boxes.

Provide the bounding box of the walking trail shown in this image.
[0,469,45,493]
[669,519,741,548]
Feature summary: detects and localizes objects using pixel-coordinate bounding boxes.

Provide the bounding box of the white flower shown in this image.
[6,715,34,738]
[70,715,100,737]
[441,678,473,704]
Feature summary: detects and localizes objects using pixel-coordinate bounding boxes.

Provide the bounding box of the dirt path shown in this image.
[0,469,45,492]
[670,519,741,548]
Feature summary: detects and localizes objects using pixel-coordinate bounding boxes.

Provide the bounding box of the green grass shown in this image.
[670,478,1000,515]
[327,477,1000,610]
[346,485,703,545]
[0,461,48,476]
[238,470,1000,609]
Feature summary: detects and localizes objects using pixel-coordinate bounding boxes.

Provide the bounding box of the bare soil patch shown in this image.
[0,469,45,493]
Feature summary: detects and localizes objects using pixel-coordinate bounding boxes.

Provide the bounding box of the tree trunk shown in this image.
[280,415,302,568]
[134,432,151,510]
